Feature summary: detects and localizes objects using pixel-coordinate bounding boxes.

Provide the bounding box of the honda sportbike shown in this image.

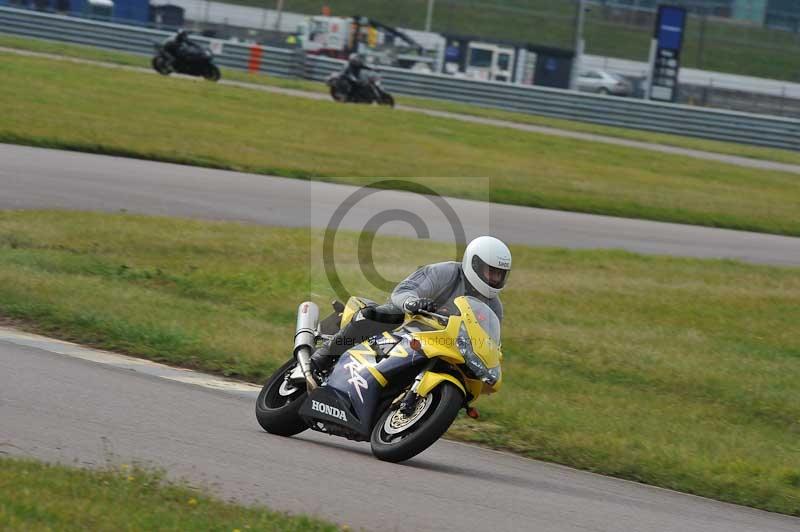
[255,295,502,462]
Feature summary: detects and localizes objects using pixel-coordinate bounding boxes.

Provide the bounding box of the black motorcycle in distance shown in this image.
[327,71,395,107]
[152,42,221,82]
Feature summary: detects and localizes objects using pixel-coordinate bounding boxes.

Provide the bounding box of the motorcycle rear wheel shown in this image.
[255,358,308,436]
[329,86,349,102]
[370,382,463,463]
[152,56,171,75]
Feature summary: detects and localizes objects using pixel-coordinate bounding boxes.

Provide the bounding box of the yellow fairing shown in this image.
[412,317,463,363]
[411,298,502,367]
[339,296,368,329]
[416,371,466,398]
[408,297,503,397]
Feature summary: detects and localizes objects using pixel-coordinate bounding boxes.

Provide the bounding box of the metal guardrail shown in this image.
[2,6,798,151]
[304,55,800,151]
[0,7,296,76]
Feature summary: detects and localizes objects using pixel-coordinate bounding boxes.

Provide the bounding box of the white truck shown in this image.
[296,15,438,72]
[295,15,570,89]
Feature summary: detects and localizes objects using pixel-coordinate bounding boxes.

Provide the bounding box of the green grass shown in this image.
[2,51,800,236]
[249,0,800,81]
[396,97,800,166]
[0,34,153,67]
[0,211,798,515]
[0,456,339,531]
[3,33,800,168]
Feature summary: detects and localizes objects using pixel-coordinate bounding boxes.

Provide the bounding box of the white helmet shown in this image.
[462,236,511,299]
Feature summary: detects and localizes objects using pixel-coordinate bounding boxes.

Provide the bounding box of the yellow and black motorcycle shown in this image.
[255,295,503,462]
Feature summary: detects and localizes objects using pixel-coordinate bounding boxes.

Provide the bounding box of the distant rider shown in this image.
[310,236,511,373]
[341,53,374,95]
[162,29,193,65]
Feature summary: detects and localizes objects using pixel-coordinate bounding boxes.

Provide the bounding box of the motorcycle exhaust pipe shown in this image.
[294,301,320,390]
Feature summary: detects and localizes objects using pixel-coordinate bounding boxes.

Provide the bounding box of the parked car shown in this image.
[577,70,633,96]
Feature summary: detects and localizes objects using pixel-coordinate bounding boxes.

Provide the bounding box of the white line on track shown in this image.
[0,326,262,396]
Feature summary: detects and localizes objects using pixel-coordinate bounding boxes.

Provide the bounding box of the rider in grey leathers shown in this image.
[309,236,511,373]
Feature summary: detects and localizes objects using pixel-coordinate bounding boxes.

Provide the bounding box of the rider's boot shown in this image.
[308,305,365,374]
[309,345,332,374]
[308,310,385,373]
[309,328,347,374]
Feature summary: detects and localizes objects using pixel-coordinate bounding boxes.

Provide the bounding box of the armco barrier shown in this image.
[0,7,296,77]
[304,55,799,151]
[1,6,798,150]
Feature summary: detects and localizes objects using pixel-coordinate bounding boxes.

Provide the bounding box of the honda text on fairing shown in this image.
[326,71,395,106]
[152,42,221,81]
[255,295,502,462]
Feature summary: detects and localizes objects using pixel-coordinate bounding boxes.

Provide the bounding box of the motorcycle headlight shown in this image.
[456,323,500,386]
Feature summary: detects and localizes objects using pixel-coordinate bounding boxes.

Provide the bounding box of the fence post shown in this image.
[289,47,306,80]
[696,9,707,69]
[780,87,786,116]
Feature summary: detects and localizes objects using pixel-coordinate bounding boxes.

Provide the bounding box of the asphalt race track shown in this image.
[2,143,800,266]
[1,330,798,532]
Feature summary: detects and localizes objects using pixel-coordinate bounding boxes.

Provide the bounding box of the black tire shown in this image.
[152,56,171,75]
[370,382,463,463]
[380,93,395,107]
[255,358,308,437]
[204,64,221,82]
[329,85,348,102]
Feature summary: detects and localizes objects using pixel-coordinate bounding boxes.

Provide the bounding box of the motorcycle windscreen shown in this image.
[462,296,501,344]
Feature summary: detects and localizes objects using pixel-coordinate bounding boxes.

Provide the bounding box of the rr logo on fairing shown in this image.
[311,400,347,422]
[344,359,369,402]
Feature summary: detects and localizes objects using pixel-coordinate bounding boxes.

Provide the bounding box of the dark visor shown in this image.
[472,255,509,289]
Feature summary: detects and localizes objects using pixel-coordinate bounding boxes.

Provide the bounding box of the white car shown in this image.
[577,70,633,96]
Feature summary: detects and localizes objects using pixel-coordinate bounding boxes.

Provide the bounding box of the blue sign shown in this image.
[650,5,686,102]
[445,45,460,62]
[656,6,686,51]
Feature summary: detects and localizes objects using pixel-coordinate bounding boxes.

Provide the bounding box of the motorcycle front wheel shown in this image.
[379,92,395,107]
[370,382,463,463]
[204,64,221,82]
[152,56,171,75]
[255,358,308,436]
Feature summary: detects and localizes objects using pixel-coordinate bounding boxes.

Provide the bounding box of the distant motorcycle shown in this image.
[152,42,221,82]
[327,71,394,107]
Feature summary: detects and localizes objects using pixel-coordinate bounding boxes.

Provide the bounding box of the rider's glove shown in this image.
[403,297,437,314]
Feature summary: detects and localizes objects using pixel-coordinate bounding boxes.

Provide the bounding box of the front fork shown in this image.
[396,360,470,416]
[396,359,436,415]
